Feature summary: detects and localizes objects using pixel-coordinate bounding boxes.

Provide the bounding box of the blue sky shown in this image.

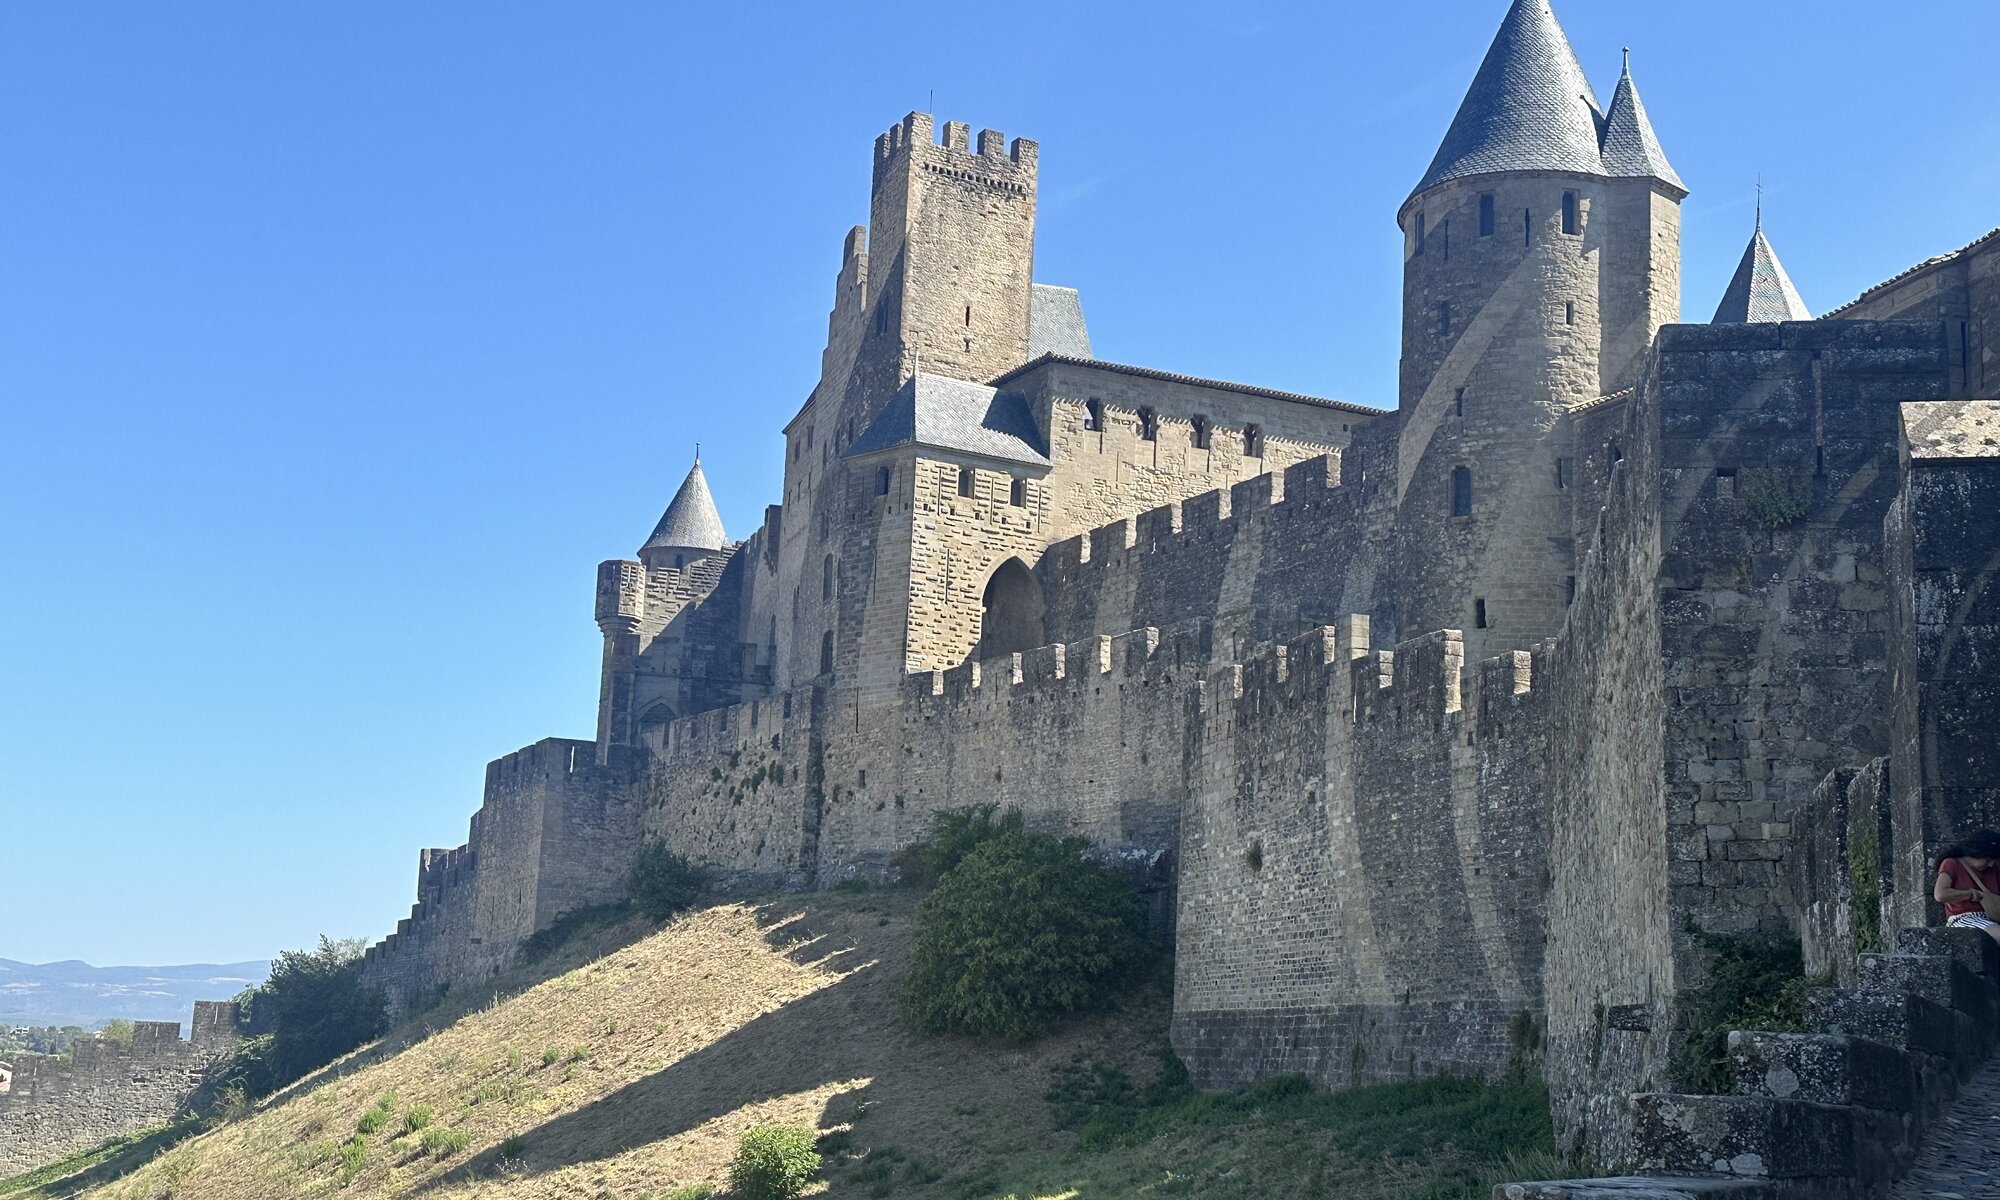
[3,1,1994,966]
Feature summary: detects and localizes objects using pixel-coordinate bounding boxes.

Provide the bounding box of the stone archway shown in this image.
[979,558,1045,660]
[636,702,677,752]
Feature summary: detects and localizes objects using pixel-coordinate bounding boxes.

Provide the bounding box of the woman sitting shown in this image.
[1934,829,2000,948]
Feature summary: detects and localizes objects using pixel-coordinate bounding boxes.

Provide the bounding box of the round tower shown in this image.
[1388,1,1686,658]
[639,454,727,572]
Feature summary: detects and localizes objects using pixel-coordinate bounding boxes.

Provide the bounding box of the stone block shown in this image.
[1857,953,1997,1049]
[1805,988,1958,1058]
[1726,1031,1912,1111]
[1494,1180,1775,1200]
[1630,1094,1906,1183]
[1894,925,2000,983]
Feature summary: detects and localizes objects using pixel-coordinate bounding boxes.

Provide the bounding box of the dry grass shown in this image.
[75,891,1162,1200]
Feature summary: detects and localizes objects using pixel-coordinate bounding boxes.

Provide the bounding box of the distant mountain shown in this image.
[0,957,269,1030]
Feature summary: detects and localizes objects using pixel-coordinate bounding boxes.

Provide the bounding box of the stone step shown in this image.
[1494,1178,1774,1199]
[1727,1030,1913,1111]
[1630,1093,1911,1184]
[1806,986,1959,1059]
[1858,952,1998,1052]
[1894,925,2000,987]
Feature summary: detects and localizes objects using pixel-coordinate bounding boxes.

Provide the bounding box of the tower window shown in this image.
[1438,302,1452,337]
[957,466,974,497]
[1415,211,1427,256]
[875,306,888,335]
[1009,478,1026,506]
[1478,193,1495,236]
[1441,218,1450,261]
[1450,465,1472,517]
[1566,576,1577,606]
[1191,415,1211,449]
[1083,398,1102,431]
[822,554,834,601]
[1454,388,1465,418]
[1474,598,1488,629]
[819,630,834,675]
[1137,408,1158,441]
[673,554,684,570]
[1525,209,1532,246]
[876,466,891,496]
[1243,424,1263,457]
[1561,192,1579,235]
[1565,301,1576,325]
[964,304,973,327]
[1555,457,1568,490]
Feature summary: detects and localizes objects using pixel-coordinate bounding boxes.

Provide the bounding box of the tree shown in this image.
[230,936,387,1093]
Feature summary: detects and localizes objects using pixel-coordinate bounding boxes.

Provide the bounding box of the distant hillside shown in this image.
[0,959,268,1029]
[7,891,1561,1200]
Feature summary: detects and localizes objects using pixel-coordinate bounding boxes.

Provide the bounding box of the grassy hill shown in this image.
[9,890,1568,1200]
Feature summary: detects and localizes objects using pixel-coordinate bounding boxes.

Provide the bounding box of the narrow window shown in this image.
[1611,443,1624,464]
[1561,191,1578,235]
[1565,577,1577,606]
[1450,465,1472,517]
[1138,408,1158,441]
[1438,302,1452,337]
[1009,478,1026,506]
[1565,301,1576,325]
[1524,209,1532,246]
[876,466,891,496]
[1191,415,1211,449]
[1243,424,1263,457]
[1478,193,1495,236]
[822,554,834,601]
[1555,458,1568,490]
[875,306,888,335]
[819,630,834,675]
[957,466,974,497]
[673,554,684,570]
[964,304,973,327]
[1454,388,1465,418]
[1441,218,1450,262]
[1715,468,1736,500]
[1083,398,1102,431]
[1474,598,1488,629]
[1415,211,1427,256]
[858,769,867,787]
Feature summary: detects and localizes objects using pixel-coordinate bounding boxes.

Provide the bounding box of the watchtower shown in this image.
[1388,0,1685,659]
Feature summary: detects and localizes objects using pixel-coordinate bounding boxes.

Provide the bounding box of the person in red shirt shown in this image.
[1934,830,2000,948]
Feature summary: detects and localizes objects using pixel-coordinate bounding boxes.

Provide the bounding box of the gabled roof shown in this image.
[1411,0,1604,197]
[1711,222,1811,323]
[844,374,1051,467]
[1028,284,1092,360]
[642,459,727,554]
[1599,58,1683,193]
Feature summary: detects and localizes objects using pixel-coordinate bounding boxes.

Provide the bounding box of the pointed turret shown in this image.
[1712,215,1811,323]
[640,455,727,571]
[1410,0,1604,198]
[1599,52,1685,193]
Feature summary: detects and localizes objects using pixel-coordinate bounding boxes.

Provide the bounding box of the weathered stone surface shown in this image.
[1728,1032,1913,1112]
[1630,1094,1907,1182]
[1495,1180,1774,1200]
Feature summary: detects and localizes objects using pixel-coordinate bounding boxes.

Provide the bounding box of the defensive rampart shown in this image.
[0,1002,238,1176]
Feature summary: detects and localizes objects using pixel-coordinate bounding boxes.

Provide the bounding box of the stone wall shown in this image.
[1832,228,1998,399]
[0,1002,238,1176]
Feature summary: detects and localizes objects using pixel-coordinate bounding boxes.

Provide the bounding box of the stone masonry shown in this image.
[359,1,1999,1187]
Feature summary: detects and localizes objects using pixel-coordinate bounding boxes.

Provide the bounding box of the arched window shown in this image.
[1450,466,1472,517]
[1009,478,1026,507]
[822,554,834,601]
[1191,415,1211,450]
[636,702,677,751]
[1137,408,1158,441]
[957,466,974,497]
[1083,399,1102,431]
[979,559,1045,660]
[819,629,834,675]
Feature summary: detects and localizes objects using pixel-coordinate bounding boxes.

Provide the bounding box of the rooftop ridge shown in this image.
[1823,224,2000,318]
[987,352,1382,416]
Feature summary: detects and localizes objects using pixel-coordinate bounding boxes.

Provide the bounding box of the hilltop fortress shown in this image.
[359,0,2000,1170]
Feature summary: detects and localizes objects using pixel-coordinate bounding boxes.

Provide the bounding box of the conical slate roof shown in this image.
[1712,221,1811,323]
[642,458,726,554]
[1600,57,1684,193]
[1411,0,1605,197]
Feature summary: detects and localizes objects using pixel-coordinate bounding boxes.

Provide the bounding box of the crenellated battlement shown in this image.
[872,111,1036,184]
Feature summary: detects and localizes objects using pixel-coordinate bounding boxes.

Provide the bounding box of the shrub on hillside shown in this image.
[216,936,387,1098]
[890,803,1024,889]
[899,828,1149,1040]
[728,1124,820,1200]
[625,841,710,920]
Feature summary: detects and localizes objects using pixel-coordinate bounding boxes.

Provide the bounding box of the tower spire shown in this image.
[640,456,727,568]
[1712,213,1810,323]
[1599,50,1685,194]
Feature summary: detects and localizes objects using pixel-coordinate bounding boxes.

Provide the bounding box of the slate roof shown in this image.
[844,374,1051,467]
[1028,284,1092,359]
[1711,223,1811,323]
[1825,225,2000,318]
[987,353,1383,417]
[1599,61,1683,192]
[1410,1,1683,201]
[642,459,727,553]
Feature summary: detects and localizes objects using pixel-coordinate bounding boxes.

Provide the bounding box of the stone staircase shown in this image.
[1498,928,2000,1199]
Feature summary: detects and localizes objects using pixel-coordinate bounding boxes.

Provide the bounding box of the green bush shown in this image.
[728,1124,820,1200]
[402,1104,434,1135]
[890,804,1024,889]
[1849,820,1885,955]
[625,841,711,920]
[220,937,387,1099]
[418,1126,470,1157]
[899,827,1149,1039]
[519,902,630,963]
[1669,932,1816,1093]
